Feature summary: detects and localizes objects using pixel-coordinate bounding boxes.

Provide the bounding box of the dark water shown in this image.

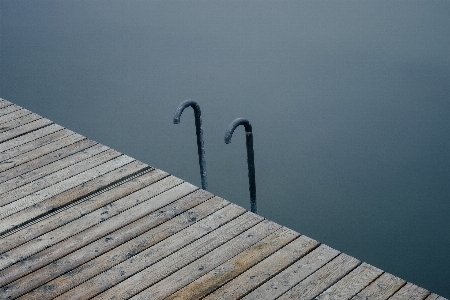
[1,1,449,296]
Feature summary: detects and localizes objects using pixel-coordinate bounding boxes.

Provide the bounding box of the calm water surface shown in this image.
[1,1,449,296]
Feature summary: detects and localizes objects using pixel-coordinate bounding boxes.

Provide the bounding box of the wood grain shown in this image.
[10,191,218,299]
[0,109,33,126]
[0,155,135,220]
[0,124,64,153]
[0,143,108,196]
[202,235,320,300]
[0,138,97,183]
[0,112,42,133]
[58,203,250,299]
[158,228,306,300]
[0,133,86,174]
[278,253,360,299]
[0,169,168,252]
[0,148,121,206]
[242,244,340,300]
[389,282,430,300]
[0,118,53,143]
[351,272,406,300]
[0,127,74,163]
[316,263,383,299]
[0,181,197,285]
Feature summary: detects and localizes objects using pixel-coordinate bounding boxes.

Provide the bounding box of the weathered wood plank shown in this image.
[0,133,86,174]
[0,169,168,252]
[155,228,307,300]
[0,181,196,285]
[0,108,32,125]
[0,112,42,133]
[425,295,440,300]
[0,138,96,183]
[316,263,383,300]
[97,216,276,300]
[0,118,53,143]
[0,124,64,153]
[201,235,320,300]
[389,282,430,300]
[351,272,406,300]
[242,244,340,300]
[0,155,135,220]
[57,203,251,299]
[277,253,360,299]
[8,190,218,299]
[0,128,75,163]
[0,159,150,236]
[0,99,12,109]
[0,174,180,268]
[0,104,21,117]
[125,221,284,299]
[0,148,121,205]
[0,161,156,236]
[0,143,108,196]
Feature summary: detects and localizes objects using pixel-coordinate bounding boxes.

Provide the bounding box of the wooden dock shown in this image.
[0,98,446,300]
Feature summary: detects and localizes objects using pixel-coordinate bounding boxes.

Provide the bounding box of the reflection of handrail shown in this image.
[225,118,257,213]
[173,100,208,190]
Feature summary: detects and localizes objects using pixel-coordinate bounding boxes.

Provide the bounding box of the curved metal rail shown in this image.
[173,100,208,190]
[225,118,257,213]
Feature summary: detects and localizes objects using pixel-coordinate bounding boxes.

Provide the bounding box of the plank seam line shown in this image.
[275,253,360,299]
[0,143,110,202]
[0,142,102,197]
[0,113,39,131]
[0,119,54,144]
[2,124,67,157]
[233,239,323,300]
[165,233,318,300]
[0,127,73,162]
[0,110,33,126]
[0,137,91,187]
[0,166,154,239]
[0,135,86,175]
[119,213,266,297]
[45,191,219,298]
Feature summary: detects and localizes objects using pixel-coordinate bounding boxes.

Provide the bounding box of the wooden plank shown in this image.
[425,295,440,300]
[0,159,150,236]
[0,128,75,163]
[0,169,168,252]
[0,100,12,109]
[0,181,196,285]
[0,143,108,196]
[278,253,360,299]
[0,118,53,143]
[0,124,64,153]
[6,190,218,299]
[154,228,307,300]
[201,235,320,300]
[125,221,284,299]
[0,112,42,133]
[351,272,406,300]
[56,203,251,299]
[0,104,21,117]
[0,108,32,125]
[389,282,430,300]
[316,263,383,299]
[0,174,180,266]
[0,138,96,183]
[0,154,135,220]
[95,216,275,300]
[0,148,121,205]
[0,133,85,174]
[242,244,340,300]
